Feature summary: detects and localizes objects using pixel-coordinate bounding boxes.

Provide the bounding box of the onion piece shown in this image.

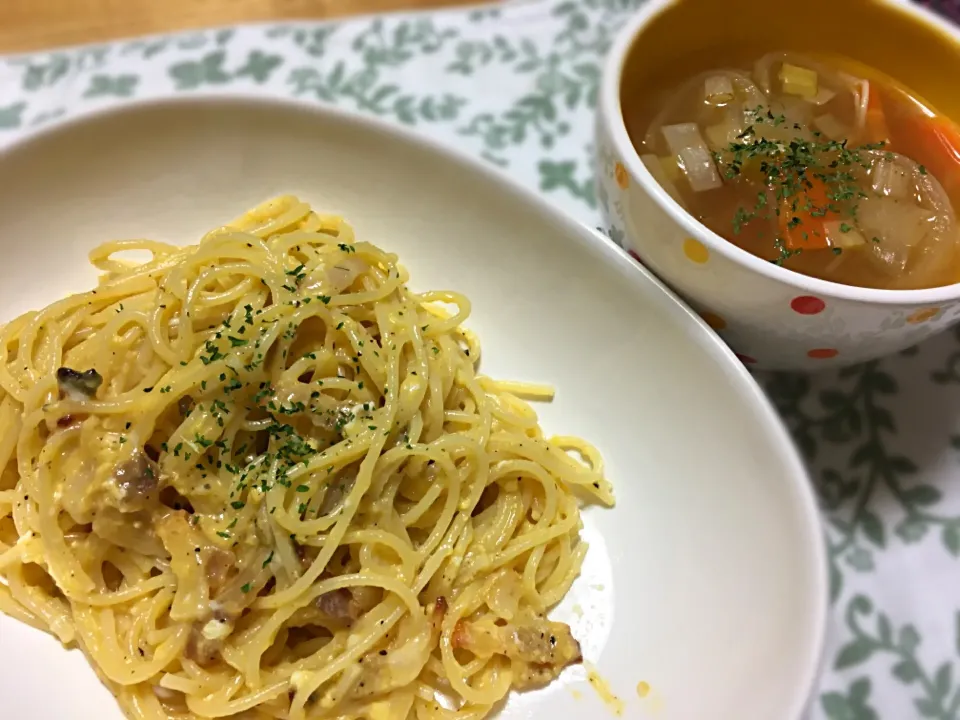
[870,158,911,199]
[858,195,936,273]
[778,97,814,129]
[640,154,687,208]
[753,55,776,94]
[823,221,866,248]
[658,156,682,183]
[731,75,767,108]
[857,150,959,285]
[917,165,957,226]
[326,256,367,293]
[814,113,848,140]
[302,255,367,296]
[746,100,813,143]
[660,123,722,192]
[704,122,738,151]
[704,75,735,105]
[840,73,870,135]
[807,87,836,106]
[642,71,763,148]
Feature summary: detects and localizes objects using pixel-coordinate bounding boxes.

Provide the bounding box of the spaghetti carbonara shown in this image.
[0,196,614,719]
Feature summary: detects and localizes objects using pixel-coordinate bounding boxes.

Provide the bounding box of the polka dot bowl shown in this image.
[596,0,960,371]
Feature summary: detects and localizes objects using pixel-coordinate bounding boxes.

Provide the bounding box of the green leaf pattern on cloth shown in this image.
[1,0,959,716]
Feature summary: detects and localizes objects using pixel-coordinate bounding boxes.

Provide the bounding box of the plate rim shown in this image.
[0,93,829,718]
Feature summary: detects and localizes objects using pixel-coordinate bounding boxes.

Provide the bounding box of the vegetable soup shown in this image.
[623,51,960,290]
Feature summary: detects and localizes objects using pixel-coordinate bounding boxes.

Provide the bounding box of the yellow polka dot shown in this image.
[700,311,727,330]
[637,681,651,698]
[614,162,629,190]
[683,238,709,264]
[907,307,940,324]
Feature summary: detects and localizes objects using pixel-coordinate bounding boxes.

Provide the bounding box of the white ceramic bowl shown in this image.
[0,97,826,720]
[597,0,960,371]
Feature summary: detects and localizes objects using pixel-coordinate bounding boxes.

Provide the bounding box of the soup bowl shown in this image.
[596,0,960,370]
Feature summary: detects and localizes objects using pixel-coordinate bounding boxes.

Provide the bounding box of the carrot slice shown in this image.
[779,176,838,250]
[904,114,960,196]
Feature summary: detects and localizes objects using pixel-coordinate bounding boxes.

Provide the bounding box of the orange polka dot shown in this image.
[614,162,629,190]
[683,238,710,264]
[700,311,727,330]
[907,307,940,324]
[808,348,839,359]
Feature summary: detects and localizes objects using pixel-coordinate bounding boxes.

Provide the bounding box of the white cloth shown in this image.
[2,2,958,717]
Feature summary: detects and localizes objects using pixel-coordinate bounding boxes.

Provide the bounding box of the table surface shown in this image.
[0,0,475,53]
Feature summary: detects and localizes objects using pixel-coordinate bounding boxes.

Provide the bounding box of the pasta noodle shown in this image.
[0,196,614,719]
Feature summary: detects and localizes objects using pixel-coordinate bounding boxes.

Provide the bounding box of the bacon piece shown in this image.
[452,616,582,690]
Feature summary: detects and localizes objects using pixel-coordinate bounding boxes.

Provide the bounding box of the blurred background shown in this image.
[5,0,958,54]
[0,0,481,52]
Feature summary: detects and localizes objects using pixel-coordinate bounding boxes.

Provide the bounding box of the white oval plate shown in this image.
[0,98,826,720]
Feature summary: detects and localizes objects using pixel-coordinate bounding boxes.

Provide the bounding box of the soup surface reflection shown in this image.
[624,52,960,290]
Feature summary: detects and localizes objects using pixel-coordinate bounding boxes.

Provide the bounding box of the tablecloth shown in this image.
[1,1,958,717]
